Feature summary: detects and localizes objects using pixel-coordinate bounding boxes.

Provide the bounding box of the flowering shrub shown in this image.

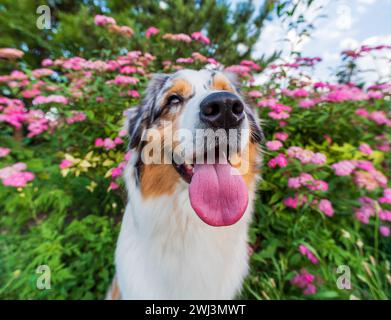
[0,14,390,300]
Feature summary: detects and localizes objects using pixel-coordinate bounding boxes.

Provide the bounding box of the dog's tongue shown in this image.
[189,162,248,227]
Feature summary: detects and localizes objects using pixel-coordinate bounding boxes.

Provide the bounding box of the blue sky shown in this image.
[234,0,391,82]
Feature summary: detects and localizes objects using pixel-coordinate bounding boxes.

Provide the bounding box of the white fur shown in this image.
[115,155,256,299]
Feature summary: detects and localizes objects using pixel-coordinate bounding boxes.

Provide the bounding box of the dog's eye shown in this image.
[166,94,182,106]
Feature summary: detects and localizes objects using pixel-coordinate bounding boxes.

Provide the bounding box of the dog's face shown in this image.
[127,69,262,226]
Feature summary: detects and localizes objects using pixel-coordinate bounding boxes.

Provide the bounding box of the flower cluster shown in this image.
[95,15,134,38]
[0,162,35,188]
[287,147,327,165]
[290,269,317,295]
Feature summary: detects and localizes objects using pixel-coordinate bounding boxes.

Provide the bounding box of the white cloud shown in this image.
[357,0,377,4]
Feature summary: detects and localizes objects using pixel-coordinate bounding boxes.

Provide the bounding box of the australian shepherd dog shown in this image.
[107,69,263,299]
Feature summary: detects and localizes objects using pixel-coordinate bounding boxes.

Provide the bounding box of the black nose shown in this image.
[200,92,244,129]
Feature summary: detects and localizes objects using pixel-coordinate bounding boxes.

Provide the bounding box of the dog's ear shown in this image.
[127,73,169,149]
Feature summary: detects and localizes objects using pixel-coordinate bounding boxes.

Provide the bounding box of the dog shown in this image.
[107,69,263,299]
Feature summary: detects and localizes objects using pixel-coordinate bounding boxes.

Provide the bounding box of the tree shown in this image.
[0,0,276,71]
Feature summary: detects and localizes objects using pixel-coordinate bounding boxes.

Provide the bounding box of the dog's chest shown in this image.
[115,188,251,299]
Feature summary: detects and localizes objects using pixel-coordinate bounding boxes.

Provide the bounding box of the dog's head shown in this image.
[127,69,263,226]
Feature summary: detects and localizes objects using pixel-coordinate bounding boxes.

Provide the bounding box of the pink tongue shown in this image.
[189,163,248,227]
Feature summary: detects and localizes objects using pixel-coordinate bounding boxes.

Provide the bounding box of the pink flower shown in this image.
[299,99,316,108]
[314,81,327,89]
[94,14,116,26]
[303,284,317,295]
[128,90,140,98]
[145,27,159,38]
[0,147,10,157]
[119,129,127,137]
[120,66,137,74]
[103,138,116,150]
[288,177,301,189]
[248,91,262,98]
[32,68,54,78]
[2,171,35,187]
[109,181,119,190]
[311,153,327,165]
[114,137,123,145]
[354,171,383,191]
[240,60,261,71]
[32,95,68,105]
[41,58,53,67]
[111,25,134,38]
[287,173,328,192]
[284,194,307,209]
[274,132,289,141]
[0,48,24,60]
[0,162,34,188]
[107,75,139,85]
[356,108,369,117]
[379,189,391,205]
[287,147,326,165]
[369,111,390,125]
[368,91,383,99]
[379,226,390,237]
[22,89,41,99]
[331,160,356,176]
[268,153,288,168]
[225,65,251,77]
[292,88,309,97]
[279,121,287,127]
[268,111,290,120]
[311,180,329,192]
[290,269,317,295]
[284,196,299,209]
[355,160,375,172]
[359,143,373,155]
[318,199,334,217]
[66,111,86,124]
[163,33,192,43]
[111,161,126,178]
[266,140,283,151]
[379,210,391,222]
[95,138,104,147]
[111,167,123,178]
[299,245,319,264]
[59,159,73,170]
[176,57,194,64]
[354,197,376,224]
[191,32,210,45]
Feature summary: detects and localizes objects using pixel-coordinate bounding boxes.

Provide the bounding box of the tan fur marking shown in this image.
[163,78,193,104]
[231,141,260,188]
[140,117,181,199]
[107,276,121,300]
[140,164,179,198]
[211,74,235,92]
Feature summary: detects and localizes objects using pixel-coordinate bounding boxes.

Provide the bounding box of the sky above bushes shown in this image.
[243,0,391,83]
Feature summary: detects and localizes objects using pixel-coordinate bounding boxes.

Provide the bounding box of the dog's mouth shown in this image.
[172,147,249,227]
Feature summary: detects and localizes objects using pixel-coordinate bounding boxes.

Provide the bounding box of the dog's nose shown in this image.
[200,92,244,129]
